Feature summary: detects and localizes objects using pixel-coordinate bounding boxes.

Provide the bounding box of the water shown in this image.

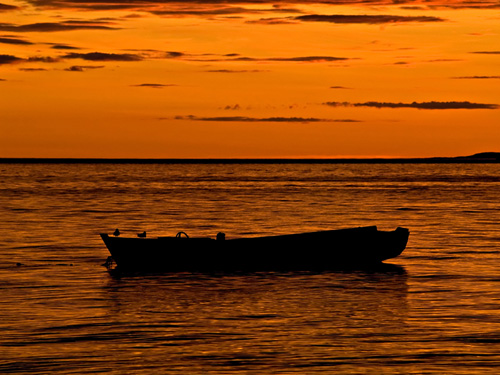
[0,162,499,374]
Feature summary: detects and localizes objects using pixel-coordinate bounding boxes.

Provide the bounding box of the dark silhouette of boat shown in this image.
[100,226,409,272]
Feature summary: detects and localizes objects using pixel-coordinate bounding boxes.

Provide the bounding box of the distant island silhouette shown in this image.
[0,152,499,164]
[442,152,500,162]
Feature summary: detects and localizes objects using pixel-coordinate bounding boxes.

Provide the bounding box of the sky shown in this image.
[0,0,499,158]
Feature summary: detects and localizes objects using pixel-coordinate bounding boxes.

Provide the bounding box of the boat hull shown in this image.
[100,226,409,272]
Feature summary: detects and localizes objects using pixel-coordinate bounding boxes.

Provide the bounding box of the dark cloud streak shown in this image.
[63,52,143,61]
[152,6,301,16]
[0,3,19,11]
[295,14,445,24]
[65,65,104,71]
[27,56,60,63]
[324,101,499,109]
[452,75,500,79]
[206,69,268,73]
[0,54,22,64]
[0,36,33,45]
[20,68,48,71]
[199,55,348,63]
[173,115,360,123]
[471,51,500,55]
[50,43,80,50]
[0,21,118,32]
[20,0,500,13]
[132,83,176,88]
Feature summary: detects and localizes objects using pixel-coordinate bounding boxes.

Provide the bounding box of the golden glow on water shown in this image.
[1,163,500,373]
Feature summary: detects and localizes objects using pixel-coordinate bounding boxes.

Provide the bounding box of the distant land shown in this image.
[0,152,499,164]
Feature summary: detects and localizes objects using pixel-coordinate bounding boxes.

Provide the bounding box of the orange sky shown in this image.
[0,0,499,158]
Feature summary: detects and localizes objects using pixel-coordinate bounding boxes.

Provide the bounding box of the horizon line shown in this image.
[1,154,499,164]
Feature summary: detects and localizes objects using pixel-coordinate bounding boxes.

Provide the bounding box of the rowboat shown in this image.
[100,226,409,272]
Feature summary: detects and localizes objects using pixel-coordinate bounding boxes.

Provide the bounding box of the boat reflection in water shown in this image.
[101,266,408,373]
[100,226,410,272]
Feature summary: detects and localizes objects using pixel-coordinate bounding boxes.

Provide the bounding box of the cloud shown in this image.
[176,52,349,63]
[207,55,348,63]
[425,58,462,63]
[330,85,351,89]
[151,6,300,17]
[205,69,268,73]
[471,51,500,55]
[26,0,147,11]
[324,101,499,109]
[63,52,143,61]
[131,83,176,88]
[127,50,347,64]
[19,0,500,13]
[266,56,347,62]
[50,43,80,50]
[247,18,298,25]
[452,75,500,79]
[27,56,60,63]
[0,54,22,64]
[0,54,62,65]
[20,67,48,71]
[0,36,33,45]
[294,14,445,24]
[24,0,301,14]
[121,49,182,60]
[64,65,104,71]
[0,21,118,32]
[0,3,19,11]
[165,51,184,58]
[400,6,427,10]
[429,2,500,10]
[172,115,360,123]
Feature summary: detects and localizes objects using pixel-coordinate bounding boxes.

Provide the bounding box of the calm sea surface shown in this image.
[1,162,499,374]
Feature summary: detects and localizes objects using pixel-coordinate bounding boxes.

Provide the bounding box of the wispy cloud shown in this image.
[0,3,19,11]
[247,18,298,25]
[172,115,360,123]
[324,101,499,109]
[176,52,349,63]
[429,2,500,9]
[64,65,104,71]
[152,6,301,17]
[452,75,500,79]
[131,83,177,88]
[23,0,302,15]
[0,36,33,45]
[205,69,268,73]
[252,13,446,25]
[0,21,118,32]
[295,14,445,24]
[20,67,48,71]
[118,49,349,64]
[63,52,143,61]
[0,54,23,64]
[27,56,60,63]
[264,56,347,62]
[471,51,500,55]
[50,43,80,50]
[23,0,500,11]
[207,55,349,63]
